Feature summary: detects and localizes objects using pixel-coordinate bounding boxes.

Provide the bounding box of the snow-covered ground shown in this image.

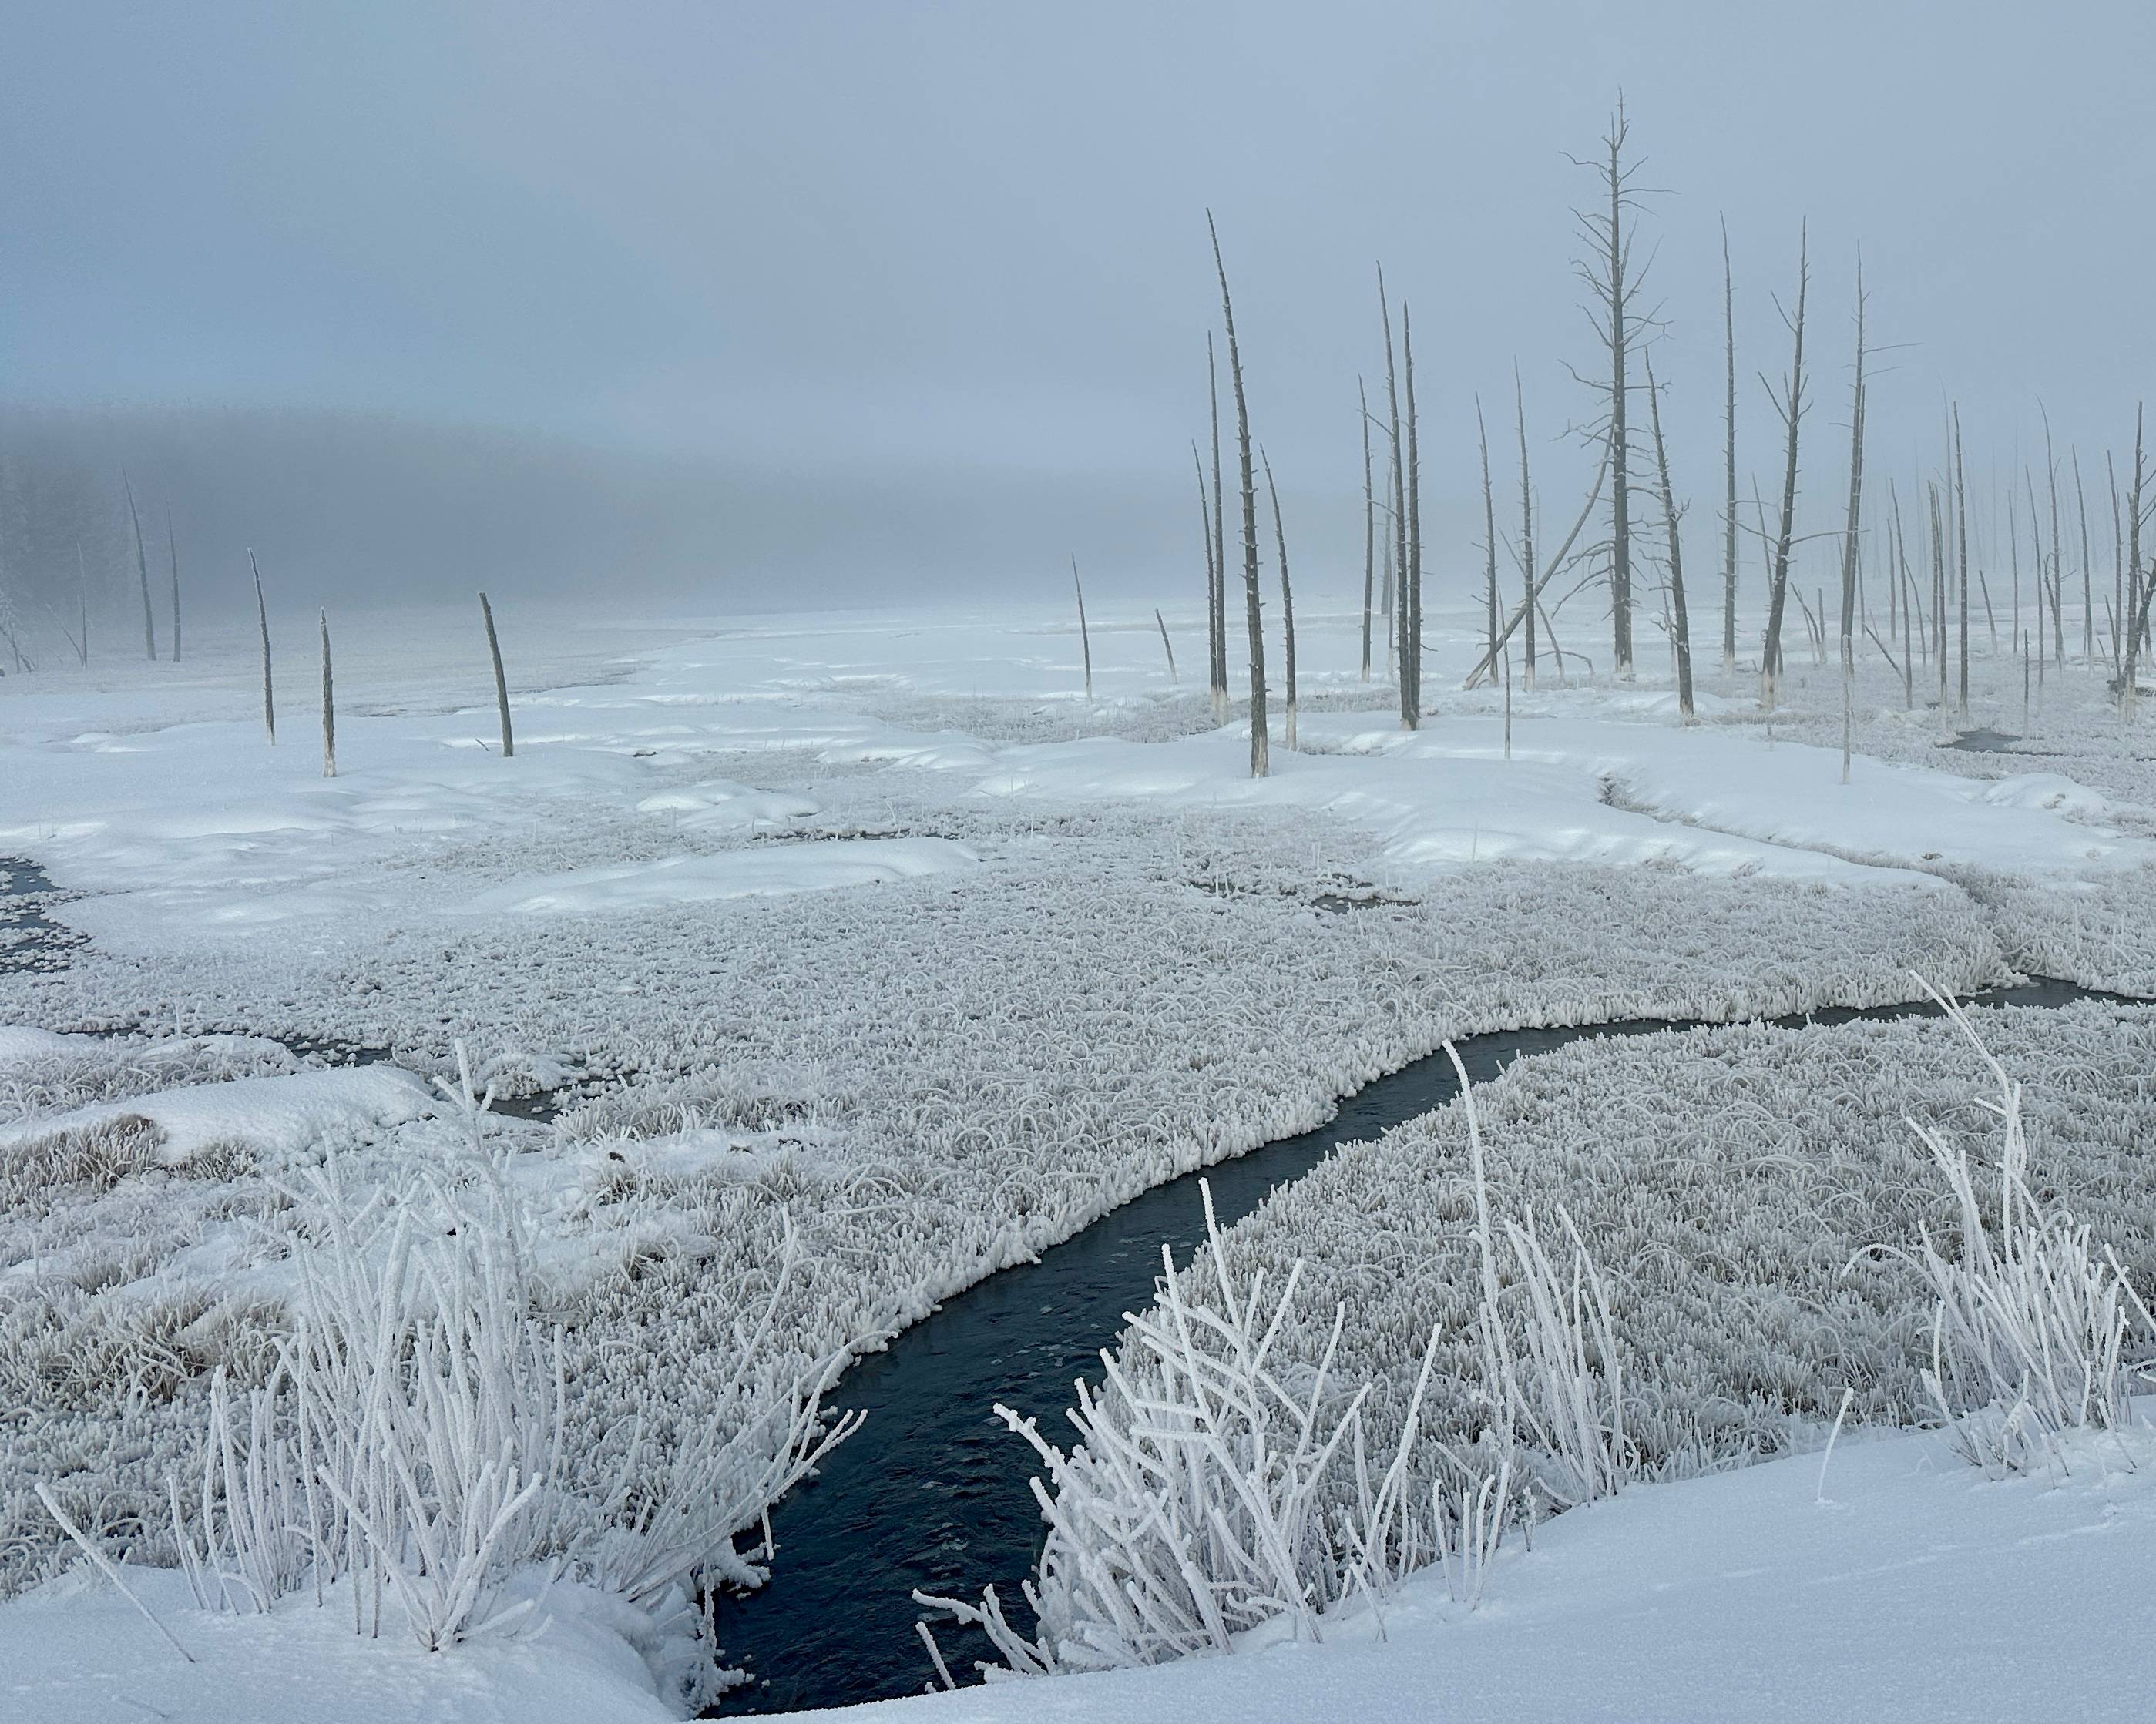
[5,596,2154,1717]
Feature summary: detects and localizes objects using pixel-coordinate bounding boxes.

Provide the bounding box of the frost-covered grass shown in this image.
[5,600,2152,1713]
[1053,1001,2156,1568]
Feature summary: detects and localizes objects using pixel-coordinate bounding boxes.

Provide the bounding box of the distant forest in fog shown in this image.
[0,403,1208,624]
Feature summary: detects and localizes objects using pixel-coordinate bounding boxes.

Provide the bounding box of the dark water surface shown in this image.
[707,977,2131,1714]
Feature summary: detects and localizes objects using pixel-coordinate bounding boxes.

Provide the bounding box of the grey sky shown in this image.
[2,2,2150,607]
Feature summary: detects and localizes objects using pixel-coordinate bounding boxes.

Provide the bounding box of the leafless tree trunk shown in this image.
[1759,224,1809,709]
[1154,608,1177,682]
[320,609,337,779]
[2126,404,2150,706]
[1210,213,1268,777]
[123,472,156,661]
[1835,267,1869,783]
[1193,439,1217,700]
[480,590,515,755]
[1378,266,1410,723]
[1954,405,1971,718]
[1359,376,1375,682]
[1571,102,1651,679]
[250,550,275,743]
[1721,216,1738,671]
[1401,300,1423,729]
[1477,396,1499,683]
[2074,447,2093,662]
[1462,438,1611,688]
[1262,448,1297,751]
[1207,335,1228,720]
[1068,556,1093,700]
[1929,481,1949,715]
[1642,354,1693,720]
[73,542,89,667]
[1515,362,1537,689]
[2041,410,2065,664]
[1891,481,1915,708]
[164,511,183,662]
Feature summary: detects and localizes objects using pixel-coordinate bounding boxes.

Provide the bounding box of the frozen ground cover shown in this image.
[2,599,2153,1715]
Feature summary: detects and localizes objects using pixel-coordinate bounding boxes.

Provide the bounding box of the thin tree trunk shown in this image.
[1642,354,1693,720]
[1477,396,1499,685]
[1515,362,1537,689]
[73,542,89,667]
[1835,267,1868,783]
[480,590,515,755]
[1721,216,1738,671]
[1461,437,1610,688]
[320,609,337,779]
[1929,481,1949,715]
[1209,213,1268,777]
[1359,376,1375,682]
[250,549,275,743]
[1262,448,1296,751]
[2043,411,2065,664]
[1208,334,1228,719]
[164,511,182,663]
[1587,107,1637,678]
[2126,404,2148,706]
[1193,439,1217,702]
[1378,265,1409,723]
[2074,447,2093,662]
[124,472,156,661]
[1954,405,1971,718]
[1402,300,1422,729]
[1760,224,1808,709]
[1154,608,1177,682]
[1891,482,1915,708]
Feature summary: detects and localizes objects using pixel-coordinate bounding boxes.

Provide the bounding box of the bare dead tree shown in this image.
[1209,213,1268,776]
[1568,100,1657,679]
[1514,361,1537,689]
[72,542,89,667]
[1154,607,1177,682]
[1954,404,1971,717]
[1193,438,1217,696]
[1377,264,1410,722]
[1758,223,1809,709]
[1835,264,1869,783]
[479,590,515,755]
[1929,480,1949,715]
[1401,299,1423,728]
[1262,448,1297,751]
[2126,404,2151,706]
[123,471,156,661]
[250,550,275,743]
[1208,334,1229,719]
[320,609,337,779]
[1477,395,1499,682]
[1890,481,1915,708]
[2041,407,2065,664]
[1463,435,1611,687]
[164,510,183,663]
[1642,353,1693,719]
[1067,556,1094,701]
[1721,216,1739,671]
[1359,376,1375,682]
[2074,446,2093,662]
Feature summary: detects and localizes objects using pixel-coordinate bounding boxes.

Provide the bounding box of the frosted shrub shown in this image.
[1886,988,2155,1475]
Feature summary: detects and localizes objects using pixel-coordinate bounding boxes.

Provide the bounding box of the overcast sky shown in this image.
[2,2,2150,607]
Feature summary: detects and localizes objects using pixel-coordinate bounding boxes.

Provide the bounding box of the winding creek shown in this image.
[1,858,2140,1713]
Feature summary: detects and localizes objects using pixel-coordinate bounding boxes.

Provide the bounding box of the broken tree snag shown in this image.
[479,590,515,756]
[1262,447,1297,751]
[1154,607,1177,682]
[124,471,156,660]
[1069,558,1093,701]
[251,549,275,743]
[1208,211,1268,778]
[320,609,337,779]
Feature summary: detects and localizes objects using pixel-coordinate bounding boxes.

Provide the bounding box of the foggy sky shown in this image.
[2,2,2151,612]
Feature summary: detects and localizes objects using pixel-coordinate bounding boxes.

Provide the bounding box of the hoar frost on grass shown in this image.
[3,809,2009,1620]
[946,998,2156,1675]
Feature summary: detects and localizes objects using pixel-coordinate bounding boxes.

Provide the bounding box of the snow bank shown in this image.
[858,1419,2156,1722]
[463,837,979,915]
[0,1065,433,1164]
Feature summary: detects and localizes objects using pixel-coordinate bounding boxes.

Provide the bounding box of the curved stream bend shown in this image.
[707,978,2131,1714]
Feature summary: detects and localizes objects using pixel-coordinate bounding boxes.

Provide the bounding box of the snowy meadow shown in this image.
[2,594,2153,1719]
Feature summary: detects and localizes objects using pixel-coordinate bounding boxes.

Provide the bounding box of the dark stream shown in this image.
[706,977,2131,1714]
[1,857,2136,1711]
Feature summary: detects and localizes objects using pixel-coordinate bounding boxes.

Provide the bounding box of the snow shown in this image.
[0,1065,434,1163]
[462,837,979,915]
[852,1420,2156,1723]
[5,598,2154,1718]
[9,1418,2153,1722]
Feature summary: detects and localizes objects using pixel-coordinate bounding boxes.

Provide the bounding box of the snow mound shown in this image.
[462,837,979,915]
[0,1066,434,1164]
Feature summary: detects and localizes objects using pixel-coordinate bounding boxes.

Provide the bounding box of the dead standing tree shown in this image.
[1568,101,1659,681]
[1209,213,1268,777]
[164,511,183,663]
[250,550,275,743]
[1758,223,1810,709]
[1835,266,1869,783]
[1721,216,1740,671]
[1401,300,1424,726]
[1642,353,1694,719]
[479,590,515,755]
[123,472,156,661]
[1514,362,1537,689]
[1359,376,1376,682]
[1262,448,1298,750]
[1376,266,1416,726]
[1207,335,1230,720]
[1477,397,1499,683]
